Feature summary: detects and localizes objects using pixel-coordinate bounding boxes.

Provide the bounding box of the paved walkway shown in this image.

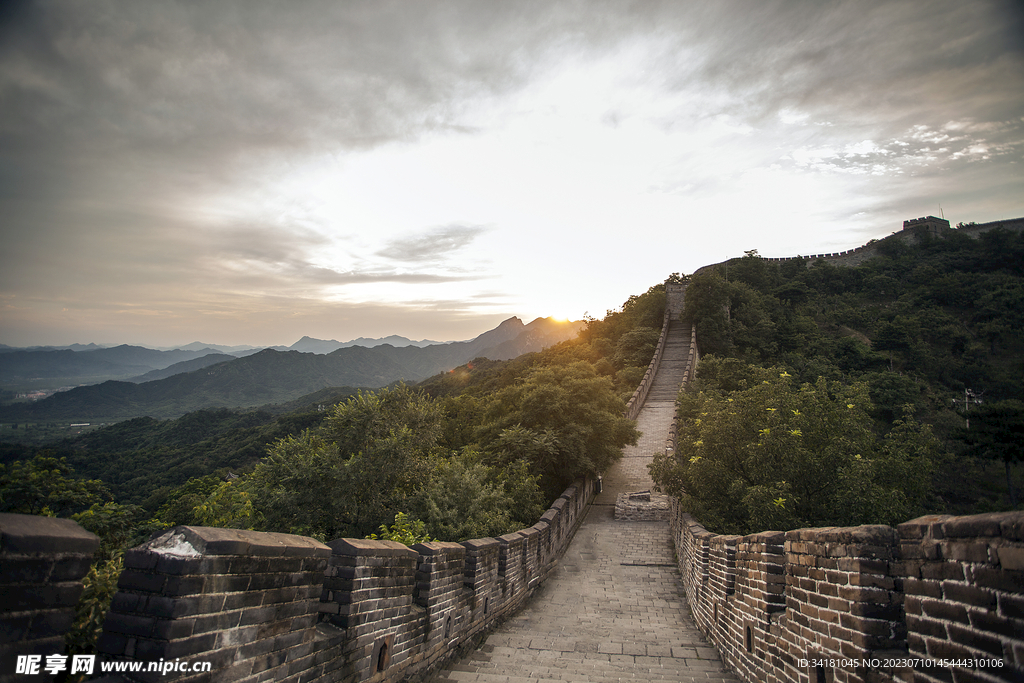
[431,289,739,683]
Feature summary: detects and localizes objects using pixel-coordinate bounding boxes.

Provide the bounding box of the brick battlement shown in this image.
[0,478,595,683]
[694,216,1024,274]
[669,503,1024,683]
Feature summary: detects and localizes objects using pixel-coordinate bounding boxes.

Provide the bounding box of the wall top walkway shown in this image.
[431,281,739,682]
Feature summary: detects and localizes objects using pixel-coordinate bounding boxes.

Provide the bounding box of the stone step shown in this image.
[438,654,734,681]
[429,290,741,683]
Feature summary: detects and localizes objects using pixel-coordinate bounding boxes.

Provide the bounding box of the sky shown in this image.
[1,0,1022,348]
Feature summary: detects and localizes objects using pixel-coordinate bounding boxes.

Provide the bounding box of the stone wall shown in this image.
[694,216,1024,275]
[624,284,679,421]
[664,324,698,457]
[669,503,1024,683]
[0,514,100,683]
[0,478,595,683]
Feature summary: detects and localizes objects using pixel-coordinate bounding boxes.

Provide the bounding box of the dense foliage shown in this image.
[652,228,1024,533]
[685,231,1024,406]
[650,357,940,534]
[1,282,664,538]
[0,397,351,507]
[0,281,666,654]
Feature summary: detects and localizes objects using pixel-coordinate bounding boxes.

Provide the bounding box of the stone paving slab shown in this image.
[428,507,738,682]
[430,287,739,683]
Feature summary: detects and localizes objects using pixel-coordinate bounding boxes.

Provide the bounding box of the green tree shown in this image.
[954,400,1024,507]
[0,454,109,516]
[153,474,225,527]
[611,326,662,369]
[368,512,435,546]
[479,361,638,495]
[407,454,543,541]
[682,272,733,355]
[246,430,348,540]
[650,361,936,534]
[193,480,261,530]
[240,385,446,540]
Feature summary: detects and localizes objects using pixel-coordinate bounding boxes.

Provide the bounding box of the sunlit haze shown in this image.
[1,1,1022,347]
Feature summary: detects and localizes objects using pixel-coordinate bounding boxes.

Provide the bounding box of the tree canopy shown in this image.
[651,357,939,535]
[674,229,1024,514]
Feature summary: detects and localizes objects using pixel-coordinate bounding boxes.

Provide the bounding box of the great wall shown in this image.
[2,219,1022,683]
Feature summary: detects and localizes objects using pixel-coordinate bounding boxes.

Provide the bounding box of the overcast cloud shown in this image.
[1,0,1021,346]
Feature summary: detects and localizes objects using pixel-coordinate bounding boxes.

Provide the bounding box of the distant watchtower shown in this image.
[902,215,950,235]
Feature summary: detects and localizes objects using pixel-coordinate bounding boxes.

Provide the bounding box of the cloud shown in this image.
[1,0,1022,346]
[376,224,489,263]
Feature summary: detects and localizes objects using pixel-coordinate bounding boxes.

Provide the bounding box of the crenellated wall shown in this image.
[664,324,698,457]
[0,514,101,683]
[669,503,1024,683]
[624,283,684,421]
[693,216,1024,275]
[0,478,595,683]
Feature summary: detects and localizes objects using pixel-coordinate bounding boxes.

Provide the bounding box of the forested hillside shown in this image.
[652,227,1024,535]
[0,284,666,544]
[4,235,1022,655]
[0,317,583,422]
[0,390,359,507]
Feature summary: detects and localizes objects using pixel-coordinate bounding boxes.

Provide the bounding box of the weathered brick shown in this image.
[0,513,100,554]
[920,562,965,582]
[904,577,943,599]
[906,613,947,640]
[102,612,156,638]
[1,583,84,611]
[116,570,167,593]
[941,581,996,608]
[192,610,242,634]
[996,545,1024,571]
[838,585,890,603]
[150,617,197,641]
[848,600,901,620]
[998,593,1024,620]
[943,540,990,564]
[162,574,207,597]
[967,607,1019,639]
[946,623,1006,657]
[839,611,898,637]
[943,512,1010,538]
[971,566,1024,593]
[204,574,253,593]
[898,515,951,540]
[95,631,130,656]
[924,636,973,661]
[920,598,970,624]
[25,608,75,638]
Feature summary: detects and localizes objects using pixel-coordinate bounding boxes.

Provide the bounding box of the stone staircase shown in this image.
[646,317,691,405]
[429,283,738,683]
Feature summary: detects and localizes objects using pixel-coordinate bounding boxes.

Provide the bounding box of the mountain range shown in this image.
[0,317,583,421]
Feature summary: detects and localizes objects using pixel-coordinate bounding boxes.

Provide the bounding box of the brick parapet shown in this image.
[320,537,421,681]
[95,526,330,683]
[625,282,685,421]
[496,532,525,614]
[1,475,594,683]
[519,526,541,592]
[0,514,100,683]
[898,512,1024,683]
[529,521,553,583]
[460,537,499,636]
[693,216,1024,277]
[669,506,1024,683]
[665,325,697,456]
